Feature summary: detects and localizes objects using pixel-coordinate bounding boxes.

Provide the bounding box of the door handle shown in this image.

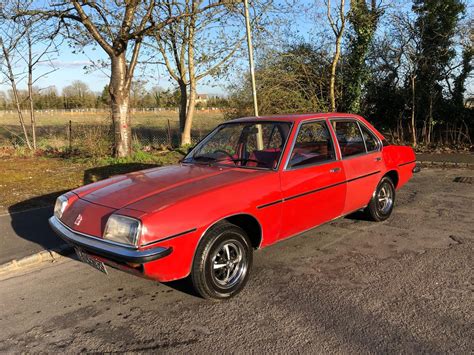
[330,167,341,173]
[374,157,382,162]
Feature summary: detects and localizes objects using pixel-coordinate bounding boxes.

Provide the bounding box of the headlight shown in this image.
[103,215,141,246]
[54,195,68,219]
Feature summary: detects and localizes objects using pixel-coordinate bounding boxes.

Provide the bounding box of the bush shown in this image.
[72,123,113,157]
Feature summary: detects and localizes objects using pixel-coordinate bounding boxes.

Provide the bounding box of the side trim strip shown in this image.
[257,170,381,209]
[284,180,345,202]
[346,170,381,183]
[141,228,198,247]
[257,200,284,209]
[399,160,416,167]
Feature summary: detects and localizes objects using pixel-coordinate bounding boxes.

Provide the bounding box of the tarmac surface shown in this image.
[0,167,472,352]
[0,206,56,265]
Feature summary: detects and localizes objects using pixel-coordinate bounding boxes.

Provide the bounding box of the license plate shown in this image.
[75,248,108,275]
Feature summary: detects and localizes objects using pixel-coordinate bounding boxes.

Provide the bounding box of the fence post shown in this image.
[167,119,172,147]
[68,120,72,151]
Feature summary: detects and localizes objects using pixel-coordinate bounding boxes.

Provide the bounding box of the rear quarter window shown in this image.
[332,120,365,157]
[359,124,380,152]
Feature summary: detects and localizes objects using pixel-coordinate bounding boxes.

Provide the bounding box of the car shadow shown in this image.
[344,210,372,221]
[163,277,201,298]
[6,163,158,261]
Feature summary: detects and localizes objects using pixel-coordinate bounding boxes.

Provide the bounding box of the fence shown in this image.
[0,107,223,116]
[0,108,224,153]
[0,119,213,153]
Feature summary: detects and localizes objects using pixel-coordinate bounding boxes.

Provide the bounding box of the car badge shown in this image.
[74,214,83,226]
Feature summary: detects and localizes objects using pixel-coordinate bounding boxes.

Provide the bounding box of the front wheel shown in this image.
[191,222,253,300]
[365,176,396,222]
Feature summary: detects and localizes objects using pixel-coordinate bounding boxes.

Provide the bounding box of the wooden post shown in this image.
[167,119,172,147]
[68,120,72,151]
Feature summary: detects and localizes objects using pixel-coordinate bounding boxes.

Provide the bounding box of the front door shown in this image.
[280,120,346,239]
[330,119,383,214]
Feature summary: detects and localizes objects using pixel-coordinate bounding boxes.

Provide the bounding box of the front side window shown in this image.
[332,120,365,158]
[288,121,336,168]
[184,122,291,170]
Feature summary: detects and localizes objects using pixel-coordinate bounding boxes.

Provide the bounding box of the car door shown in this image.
[330,119,383,214]
[279,119,346,239]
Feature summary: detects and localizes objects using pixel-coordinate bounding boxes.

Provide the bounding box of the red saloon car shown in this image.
[50,113,418,299]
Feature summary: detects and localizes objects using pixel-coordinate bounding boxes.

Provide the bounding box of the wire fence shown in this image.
[0,108,224,153]
[56,119,212,151]
[0,107,223,116]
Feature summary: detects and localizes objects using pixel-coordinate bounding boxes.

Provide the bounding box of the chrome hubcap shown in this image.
[211,241,247,289]
[377,183,393,214]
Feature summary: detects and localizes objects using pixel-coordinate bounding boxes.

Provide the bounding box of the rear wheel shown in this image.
[191,222,253,300]
[365,176,395,222]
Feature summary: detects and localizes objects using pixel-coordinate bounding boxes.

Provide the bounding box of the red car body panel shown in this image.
[57,113,417,282]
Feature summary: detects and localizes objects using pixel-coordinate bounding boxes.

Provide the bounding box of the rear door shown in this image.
[279,119,346,238]
[330,119,383,214]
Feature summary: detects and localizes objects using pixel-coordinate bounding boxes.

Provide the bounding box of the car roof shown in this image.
[228,113,360,124]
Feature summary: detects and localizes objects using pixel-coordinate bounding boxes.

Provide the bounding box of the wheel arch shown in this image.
[201,213,263,250]
[384,170,399,188]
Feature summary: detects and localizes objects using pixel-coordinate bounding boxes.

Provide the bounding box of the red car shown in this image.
[50,113,418,299]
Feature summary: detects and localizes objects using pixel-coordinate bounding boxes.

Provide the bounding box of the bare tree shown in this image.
[326,0,346,112]
[0,31,32,149]
[17,1,222,157]
[150,0,244,145]
[1,2,60,151]
[22,20,59,149]
[392,13,422,147]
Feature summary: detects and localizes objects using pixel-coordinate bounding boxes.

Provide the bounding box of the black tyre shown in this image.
[191,222,253,300]
[365,176,396,222]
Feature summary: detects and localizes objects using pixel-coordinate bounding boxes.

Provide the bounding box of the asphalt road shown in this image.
[0,168,473,353]
[0,206,63,265]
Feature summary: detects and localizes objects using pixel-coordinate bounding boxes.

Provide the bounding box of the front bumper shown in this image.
[49,216,172,264]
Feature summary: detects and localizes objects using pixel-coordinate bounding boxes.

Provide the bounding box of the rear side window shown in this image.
[333,120,365,158]
[360,124,379,152]
[288,121,336,168]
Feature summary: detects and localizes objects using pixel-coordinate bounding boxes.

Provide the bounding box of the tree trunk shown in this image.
[109,54,132,158]
[182,8,197,147]
[178,81,188,143]
[328,0,345,112]
[183,81,196,146]
[410,74,417,147]
[398,113,404,142]
[329,35,342,112]
[27,36,36,150]
[427,96,433,144]
[28,69,36,150]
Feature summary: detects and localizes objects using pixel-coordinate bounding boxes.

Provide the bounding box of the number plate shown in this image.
[75,248,108,275]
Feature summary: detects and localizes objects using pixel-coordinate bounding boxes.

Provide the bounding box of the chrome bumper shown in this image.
[49,216,172,263]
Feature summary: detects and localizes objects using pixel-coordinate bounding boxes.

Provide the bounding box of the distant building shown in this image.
[195,94,209,105]
[465,97,474,109]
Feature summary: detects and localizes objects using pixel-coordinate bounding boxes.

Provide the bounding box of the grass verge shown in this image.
[0,150,184,214]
